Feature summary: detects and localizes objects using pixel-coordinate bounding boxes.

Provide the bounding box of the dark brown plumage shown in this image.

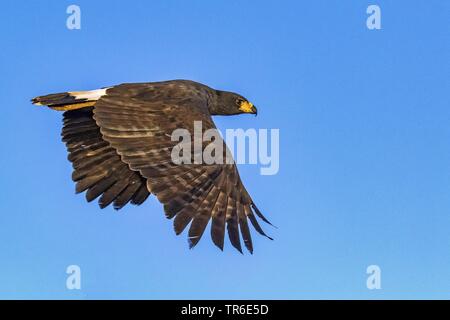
[32,80,271,253]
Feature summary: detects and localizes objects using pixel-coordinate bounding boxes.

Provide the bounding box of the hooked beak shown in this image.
[251,105,258,116]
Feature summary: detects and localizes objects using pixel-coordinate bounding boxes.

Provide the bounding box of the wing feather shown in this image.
[226,198,242,253]
[188,179,222,248]
[210,191,228,250]
[238,203,253,253]
[62,108,150,209]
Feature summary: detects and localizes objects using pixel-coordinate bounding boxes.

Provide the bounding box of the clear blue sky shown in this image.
[0,0,448,299]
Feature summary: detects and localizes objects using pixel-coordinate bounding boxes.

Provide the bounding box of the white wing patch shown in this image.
[69,88,110,101]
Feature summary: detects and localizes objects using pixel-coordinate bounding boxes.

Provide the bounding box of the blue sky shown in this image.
[0,0,449,299]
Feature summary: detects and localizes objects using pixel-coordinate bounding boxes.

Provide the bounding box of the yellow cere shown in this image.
[239,101,254,113]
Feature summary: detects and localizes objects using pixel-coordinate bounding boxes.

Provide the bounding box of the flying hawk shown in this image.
[32,80,272,253]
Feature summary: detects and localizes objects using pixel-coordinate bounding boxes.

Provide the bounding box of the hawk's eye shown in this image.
[236,99,244,106]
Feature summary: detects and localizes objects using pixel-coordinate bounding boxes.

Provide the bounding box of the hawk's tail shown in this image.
[31,88,108,111]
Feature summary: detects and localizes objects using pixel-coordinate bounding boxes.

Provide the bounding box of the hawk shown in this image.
[32,80,272,253]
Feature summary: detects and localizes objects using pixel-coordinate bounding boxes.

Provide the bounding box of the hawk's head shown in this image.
[211,90,257,116]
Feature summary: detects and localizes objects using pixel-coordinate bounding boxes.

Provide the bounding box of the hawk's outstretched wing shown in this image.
[93,84,272,253]
[62,108,150,209]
